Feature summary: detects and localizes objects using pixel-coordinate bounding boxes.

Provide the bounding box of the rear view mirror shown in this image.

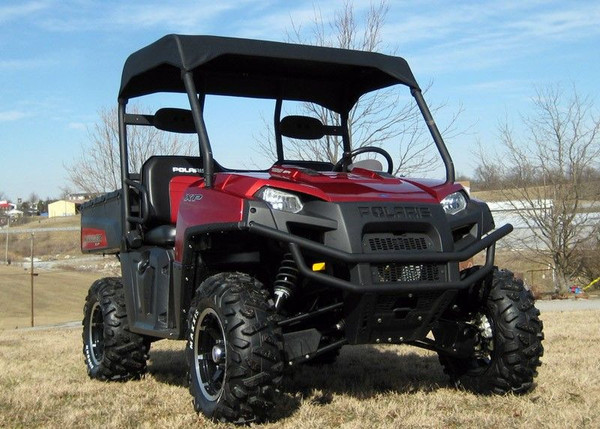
[280,115,325,140]
[154,108,196,134]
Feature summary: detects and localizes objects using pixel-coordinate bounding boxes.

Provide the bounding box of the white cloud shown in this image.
[110,3,237,29]
[0,1,49,24]
[67,122,86,130]
[457,79,526,93]
[384,1,600,74]
[0,110,28,121]
[0,57,58,71]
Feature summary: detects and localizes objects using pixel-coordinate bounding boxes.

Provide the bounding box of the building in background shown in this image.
[48,200,78,217]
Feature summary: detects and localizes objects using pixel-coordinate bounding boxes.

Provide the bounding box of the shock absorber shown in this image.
[273,253,299,309]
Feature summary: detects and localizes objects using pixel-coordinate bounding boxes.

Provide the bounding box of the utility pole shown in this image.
[30,233,35,327]
[4,215,9,264]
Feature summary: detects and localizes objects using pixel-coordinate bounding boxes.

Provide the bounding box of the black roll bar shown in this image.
[411,88,455,184]
[274,98,284,163]
[182,71,214,188]
[118,100,133,237]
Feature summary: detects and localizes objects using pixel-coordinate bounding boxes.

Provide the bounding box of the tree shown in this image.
[477,85,600,294]
[66,106,194,194]
[257,0,462,176]
[28,192,39,205]
[576,236,600,287]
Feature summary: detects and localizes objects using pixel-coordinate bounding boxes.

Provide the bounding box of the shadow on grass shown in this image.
[147,344,449,419]
[147,347,187,387]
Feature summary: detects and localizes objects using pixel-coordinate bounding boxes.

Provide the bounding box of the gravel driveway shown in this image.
[535,297,600,312]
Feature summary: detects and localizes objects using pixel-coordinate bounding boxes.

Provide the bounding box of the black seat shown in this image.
[140,156,205,246]
[141,155,205,225]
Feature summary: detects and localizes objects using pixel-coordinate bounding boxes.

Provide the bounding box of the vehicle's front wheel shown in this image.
[437,268,544,394]
[82,277,149,380]
[186,272,283,423]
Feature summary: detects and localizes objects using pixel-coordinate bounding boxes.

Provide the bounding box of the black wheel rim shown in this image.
[194,308,227,402]
[88,302,105,365]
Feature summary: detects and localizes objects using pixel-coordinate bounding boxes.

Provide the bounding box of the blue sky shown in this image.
[1,0,599,200]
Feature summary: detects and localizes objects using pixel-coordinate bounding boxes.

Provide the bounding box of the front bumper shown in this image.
[248,221,512,293]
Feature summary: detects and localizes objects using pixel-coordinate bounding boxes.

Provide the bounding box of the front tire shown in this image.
[186,272,284,423]
[437,268,544,394]
[82,277,149,380]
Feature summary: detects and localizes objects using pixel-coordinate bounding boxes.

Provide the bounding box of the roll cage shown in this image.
[117,34,455,240]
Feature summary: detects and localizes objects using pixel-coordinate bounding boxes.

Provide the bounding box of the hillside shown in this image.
[3,215,81,260]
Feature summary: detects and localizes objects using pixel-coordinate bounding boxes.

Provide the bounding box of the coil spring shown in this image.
[274,253,299,293]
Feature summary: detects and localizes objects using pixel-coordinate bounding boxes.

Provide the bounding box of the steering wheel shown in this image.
[333,146,394,174]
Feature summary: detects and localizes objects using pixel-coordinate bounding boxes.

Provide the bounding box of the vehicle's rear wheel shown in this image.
[82,277,149,380]
[437,268,544,394]
[186,272,284,423]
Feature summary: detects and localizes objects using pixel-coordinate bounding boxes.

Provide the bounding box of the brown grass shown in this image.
[0,265,107,329]
[2,215,81,260]
[11,215,81,230]
[0,310,598,428]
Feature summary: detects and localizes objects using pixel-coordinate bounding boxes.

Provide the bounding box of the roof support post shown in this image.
[118,99,133,237]
[411,88,455,183]
[274,98,284,163]
[182,71,214,188]
[340,112,353,171]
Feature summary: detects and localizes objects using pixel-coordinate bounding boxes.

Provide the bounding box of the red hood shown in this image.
[211,166,463,203]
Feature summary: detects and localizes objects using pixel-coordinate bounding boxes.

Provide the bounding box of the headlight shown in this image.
[441,191,468,215]
[255,187,304,213]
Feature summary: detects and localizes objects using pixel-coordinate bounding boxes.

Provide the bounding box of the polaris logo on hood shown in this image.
[173,167,203,174]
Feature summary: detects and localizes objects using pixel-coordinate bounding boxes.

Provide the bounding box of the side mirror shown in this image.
[154,108,196,133]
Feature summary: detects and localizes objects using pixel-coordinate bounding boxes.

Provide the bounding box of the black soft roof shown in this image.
[119,34,419,113]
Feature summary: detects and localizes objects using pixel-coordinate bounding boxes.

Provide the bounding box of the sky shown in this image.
[1,0,599,201]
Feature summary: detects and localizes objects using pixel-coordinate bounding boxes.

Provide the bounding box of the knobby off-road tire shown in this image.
[186,272,284,423]
[438,268,544,394]
[82,277,149,380]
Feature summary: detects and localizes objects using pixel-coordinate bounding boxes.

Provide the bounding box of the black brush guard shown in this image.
[247,221,513,293]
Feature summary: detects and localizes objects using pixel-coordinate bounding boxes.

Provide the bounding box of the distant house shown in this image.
[0,201,22,222]
[67,192,98,203]
[0,201,16,213]
[48,200,78,217]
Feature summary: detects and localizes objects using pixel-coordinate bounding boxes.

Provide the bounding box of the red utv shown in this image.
[80,35,543,423]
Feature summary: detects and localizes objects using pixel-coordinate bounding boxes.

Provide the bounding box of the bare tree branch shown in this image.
[257,0,464,176]
[477,84,600,293]
[65,105,195,194]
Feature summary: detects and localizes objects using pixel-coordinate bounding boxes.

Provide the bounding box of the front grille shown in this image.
[363,233,433,253]
[372,263,441,283]
[368,236,428,252]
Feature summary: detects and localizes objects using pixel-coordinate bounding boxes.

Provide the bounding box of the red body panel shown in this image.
[171,166,464,261]
[81,227,108,251]
[218,166,462,203]
[170,176,204,224]
[174,186,245,260]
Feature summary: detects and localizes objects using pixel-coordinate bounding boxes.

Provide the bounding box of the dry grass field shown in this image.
[3,215,81,260]
[0,264,113,329]
[0,310,598,428]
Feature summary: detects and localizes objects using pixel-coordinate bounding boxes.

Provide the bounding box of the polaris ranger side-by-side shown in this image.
[80,34,543,423]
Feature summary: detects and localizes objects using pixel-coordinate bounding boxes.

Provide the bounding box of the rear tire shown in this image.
[437,268,544,394]
[186,272,284,423]
[82,277,149,381]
